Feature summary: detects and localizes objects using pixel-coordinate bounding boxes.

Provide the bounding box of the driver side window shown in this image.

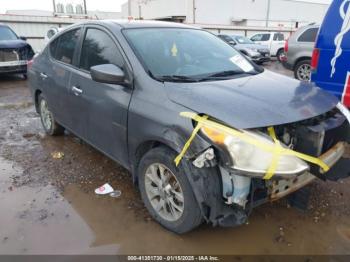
[79,28,124,71]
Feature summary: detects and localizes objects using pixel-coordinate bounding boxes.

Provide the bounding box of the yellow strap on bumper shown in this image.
[175,112,330,179]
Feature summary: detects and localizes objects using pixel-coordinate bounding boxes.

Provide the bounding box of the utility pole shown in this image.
[193,0,196,24]
[83,0,87,15]
[52,0,56,13]
[128,0,131,16]
[266,0,271,27]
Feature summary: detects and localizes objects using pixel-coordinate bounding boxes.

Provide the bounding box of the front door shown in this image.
[69,27,132,166]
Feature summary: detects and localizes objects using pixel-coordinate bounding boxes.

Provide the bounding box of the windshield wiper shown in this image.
[201,70,258,79]
[157,75,200,82]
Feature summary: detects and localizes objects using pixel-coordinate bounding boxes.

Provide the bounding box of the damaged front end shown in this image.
[189,105,350,227]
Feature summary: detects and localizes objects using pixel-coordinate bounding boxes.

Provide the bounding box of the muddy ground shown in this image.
[1,61,350,255]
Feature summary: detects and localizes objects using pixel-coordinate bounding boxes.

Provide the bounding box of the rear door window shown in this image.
[50,28,81,65]
[273,33,284,41]
[79,28,124,71]
[298,28,318,42]
[251,34,270,41]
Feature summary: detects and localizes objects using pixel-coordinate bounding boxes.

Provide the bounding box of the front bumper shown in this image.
[268,141,347,201]
[0,61,27,74]
[252,55,270,63]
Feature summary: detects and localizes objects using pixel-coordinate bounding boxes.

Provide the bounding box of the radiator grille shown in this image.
[0,50,19,62]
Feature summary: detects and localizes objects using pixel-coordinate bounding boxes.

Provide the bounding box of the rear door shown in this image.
[68,26,133,166]
[41,27,82,129]
[271,33,285,55]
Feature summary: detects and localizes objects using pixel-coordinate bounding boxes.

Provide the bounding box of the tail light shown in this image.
[27,59,34,69]
[311,48,320,71]
[284,38,289,53]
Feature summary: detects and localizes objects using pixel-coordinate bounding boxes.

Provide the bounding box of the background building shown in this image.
[0,0,330,52]
[0,9,121,51]
[121,0,330,36]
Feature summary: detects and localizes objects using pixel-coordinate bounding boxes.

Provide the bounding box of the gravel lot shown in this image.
[1,61,350,255]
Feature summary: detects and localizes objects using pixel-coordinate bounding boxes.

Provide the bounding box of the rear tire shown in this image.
[276,49,285,62]
[38,94,65,136]
[294,59,311,81]
[138,146,203,234]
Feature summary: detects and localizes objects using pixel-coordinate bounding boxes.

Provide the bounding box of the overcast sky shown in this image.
[0,0,332,14]
[0,0,126,13]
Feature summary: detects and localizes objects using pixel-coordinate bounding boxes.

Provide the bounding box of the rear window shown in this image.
[50,28,81,65]
[297,28,318,42]
[251,34,270,41]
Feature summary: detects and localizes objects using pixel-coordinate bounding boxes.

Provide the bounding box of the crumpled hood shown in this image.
[165,70,339,129]
[0,39,30,49]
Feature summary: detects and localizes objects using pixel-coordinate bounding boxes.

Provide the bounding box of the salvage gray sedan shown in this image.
[28,20,350,234]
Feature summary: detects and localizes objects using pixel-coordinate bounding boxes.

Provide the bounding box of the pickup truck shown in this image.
[250,32,286,62]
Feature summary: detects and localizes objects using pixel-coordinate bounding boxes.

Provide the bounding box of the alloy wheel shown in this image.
[40,99,52,131]
[297,64,311,81]
[144,163,184,222]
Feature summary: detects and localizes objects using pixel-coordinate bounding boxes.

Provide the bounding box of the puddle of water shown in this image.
[0,157,118,255]
[62,183,350,255]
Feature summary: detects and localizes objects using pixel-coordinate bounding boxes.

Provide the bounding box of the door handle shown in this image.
[72,86,83,96]
[40,72,48,79]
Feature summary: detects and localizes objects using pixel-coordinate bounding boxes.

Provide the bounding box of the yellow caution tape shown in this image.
[175,112,330,179]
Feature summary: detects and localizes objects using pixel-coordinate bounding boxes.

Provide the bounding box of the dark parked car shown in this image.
[0,24,34,78]
[218,34,270,64]
[28,21,350,234]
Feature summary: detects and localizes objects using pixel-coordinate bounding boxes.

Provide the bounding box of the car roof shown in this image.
[90,20,197,29]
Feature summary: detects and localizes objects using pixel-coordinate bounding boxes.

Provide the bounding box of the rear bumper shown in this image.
[282,60,293,71]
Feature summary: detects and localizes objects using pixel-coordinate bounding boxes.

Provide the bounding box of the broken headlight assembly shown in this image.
[201,126,309,178]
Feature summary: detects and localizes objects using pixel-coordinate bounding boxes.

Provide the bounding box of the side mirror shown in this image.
[19,36,27,41]
[90,64,126,85]
[229,41,236,46]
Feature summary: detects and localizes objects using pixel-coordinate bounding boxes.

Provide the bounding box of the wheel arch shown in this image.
[293,56,311,70]
[131,139,181,184]
[276,47,284,54]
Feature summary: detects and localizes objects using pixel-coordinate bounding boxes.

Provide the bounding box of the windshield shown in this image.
[233,36,254,44]
[124,28,259,82]
[0,26,18,41]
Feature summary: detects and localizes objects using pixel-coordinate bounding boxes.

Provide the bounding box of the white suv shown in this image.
[250,32,286,62]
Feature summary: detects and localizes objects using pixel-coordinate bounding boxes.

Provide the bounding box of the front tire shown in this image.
[294,59,311,81]
[138,146,203,234]
[38,94,65,136]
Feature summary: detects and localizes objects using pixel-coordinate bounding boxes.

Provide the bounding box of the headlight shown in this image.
[246,48,260,57]
[201,126,309,177]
